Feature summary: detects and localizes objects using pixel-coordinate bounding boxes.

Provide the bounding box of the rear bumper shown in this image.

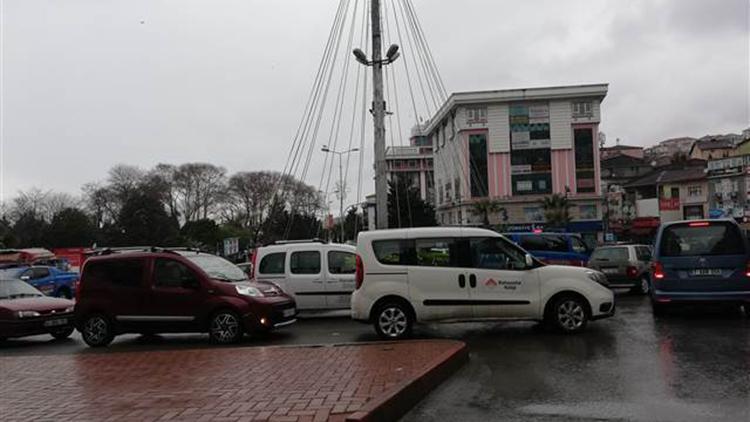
[652,290,750,304]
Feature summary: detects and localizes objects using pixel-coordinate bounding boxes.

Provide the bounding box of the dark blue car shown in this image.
[502,232,592,266]
[0,266,79,299]
[651,219,750,314]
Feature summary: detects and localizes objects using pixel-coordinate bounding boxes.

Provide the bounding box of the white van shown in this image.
[351,227,615,338]
[252,241,357,311]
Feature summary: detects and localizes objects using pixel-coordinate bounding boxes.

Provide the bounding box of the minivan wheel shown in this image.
[209,311,243,344]
[81,314,114,347]
[631,277,650,296]
[374,302,413,340]
[549,296,588,334]
[50,327,74,340]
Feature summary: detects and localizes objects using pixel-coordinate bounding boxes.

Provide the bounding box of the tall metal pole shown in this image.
[371,0,388,229]
[339,153,344,243]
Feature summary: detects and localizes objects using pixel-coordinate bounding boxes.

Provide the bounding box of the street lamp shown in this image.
[321,146,360,243]
[352,44,400,66]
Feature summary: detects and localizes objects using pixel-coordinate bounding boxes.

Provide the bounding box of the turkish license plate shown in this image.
[44,318,68,327]
[689,269,722,276]
[283,308,295,318]
[602,268,619,274]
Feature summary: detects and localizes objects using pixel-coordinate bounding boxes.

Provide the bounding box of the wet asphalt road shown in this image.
[2,293,749,421]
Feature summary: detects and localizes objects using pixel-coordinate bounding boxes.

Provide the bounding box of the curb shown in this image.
[345,340,469,422]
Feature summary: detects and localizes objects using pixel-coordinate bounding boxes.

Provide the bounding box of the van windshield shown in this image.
[186,255,248,282]
[660,223,746,257]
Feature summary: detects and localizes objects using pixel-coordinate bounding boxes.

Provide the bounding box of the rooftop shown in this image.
[624,166,706,188]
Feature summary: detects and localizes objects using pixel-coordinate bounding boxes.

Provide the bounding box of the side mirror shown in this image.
[525,254,534,268]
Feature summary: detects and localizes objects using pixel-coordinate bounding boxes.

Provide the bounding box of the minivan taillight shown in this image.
[626,266,638,278]
[653,261,665,280]
[355,255,364,289]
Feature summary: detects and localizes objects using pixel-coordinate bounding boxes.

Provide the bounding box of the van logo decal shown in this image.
[485,278,497,287]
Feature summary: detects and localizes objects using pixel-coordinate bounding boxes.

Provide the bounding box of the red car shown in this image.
[74,248,297,347]
[0,277,75,341]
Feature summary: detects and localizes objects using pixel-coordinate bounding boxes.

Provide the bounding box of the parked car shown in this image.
[651,219,750,315]
[0,277,75,341]
[0,266,79,298]
[252,240,357,311]
[502,232,592,266]
[75,248,297,347]
[351,227,614,339]
[587,244,652,294]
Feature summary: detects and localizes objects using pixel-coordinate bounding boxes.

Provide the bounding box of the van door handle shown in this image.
[469,274,477,288]
[458,274,466,288]
[312,280,324,284]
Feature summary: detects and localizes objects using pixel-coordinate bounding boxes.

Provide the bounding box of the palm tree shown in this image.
[471,199,500,227]
[541,194,571,229]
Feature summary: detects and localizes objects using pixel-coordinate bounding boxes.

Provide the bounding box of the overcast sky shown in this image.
[1,0,748,205]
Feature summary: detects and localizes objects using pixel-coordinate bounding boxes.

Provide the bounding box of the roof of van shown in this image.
[257,242,356,251]
[357,227,500,239]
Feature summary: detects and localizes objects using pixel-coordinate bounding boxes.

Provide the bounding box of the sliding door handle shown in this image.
[458,274,466,288]
[469,274,477,288]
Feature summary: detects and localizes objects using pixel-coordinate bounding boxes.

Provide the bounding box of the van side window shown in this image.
[570,237,588,254]
[415,238,456,267]
[85,259,144,287]
[471,238,526,270]
[259,253,285,274]
[328,251,356,274]
[636,247,652,261]
[373,240,404,265]
[290,251,321,274]
[154,259,198,288]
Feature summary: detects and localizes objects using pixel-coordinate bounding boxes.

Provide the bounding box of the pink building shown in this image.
[426,84,608,243]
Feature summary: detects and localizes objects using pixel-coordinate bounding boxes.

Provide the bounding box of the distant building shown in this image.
[706,155,750,223]
[644,137,696,165]
[689,138,735,161]
[427,83,608,245]
[600,144,644,160]
[385,124,434,202]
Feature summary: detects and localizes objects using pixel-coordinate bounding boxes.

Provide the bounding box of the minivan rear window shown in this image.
[660,223,746,257]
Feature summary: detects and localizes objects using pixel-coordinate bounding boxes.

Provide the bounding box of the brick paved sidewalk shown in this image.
[0,340,466,422]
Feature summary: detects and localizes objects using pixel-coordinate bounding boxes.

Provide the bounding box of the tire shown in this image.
[50,326,74,340]
[81,314,114,347]
[547,295,589,334]
[373,302,413,340]
[209,311,243,344]
[56,288,72,300]
[631,277,650,296]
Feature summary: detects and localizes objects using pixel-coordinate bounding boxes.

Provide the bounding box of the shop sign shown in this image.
[528,104,549,118]
[659,198,680,211]
[511,165,531,175]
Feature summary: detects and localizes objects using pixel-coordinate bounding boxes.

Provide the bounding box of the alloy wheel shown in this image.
[83,316,108,345]
[557,300,586,331]
[211,313,240,344]
[378,306,407,338]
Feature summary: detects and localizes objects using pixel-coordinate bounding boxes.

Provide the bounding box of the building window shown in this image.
[574,128,595,193]
[671,187,679,199]
[454,177,461,200]
[469,134,489,197]
[523,207,544,222]
[510,102,552,195]
[466,107,487,124]
[572,101,593,117]
[688,186,702,197]
[579,205,597,220]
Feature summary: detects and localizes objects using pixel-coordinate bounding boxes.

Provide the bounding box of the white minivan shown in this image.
[351,227,615,339]
[252,241,357,311]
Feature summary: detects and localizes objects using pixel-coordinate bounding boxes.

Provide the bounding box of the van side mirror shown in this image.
[525,254,534,268]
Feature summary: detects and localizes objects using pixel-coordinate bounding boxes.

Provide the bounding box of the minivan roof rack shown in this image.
[90,246,204,256]
[266,238,327,246]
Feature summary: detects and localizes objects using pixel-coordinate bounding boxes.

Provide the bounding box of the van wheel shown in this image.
[631,277,650,295]
[81,314,114,347]
[51,327,74,340]
[209,311,243,344]
[374,302,413,340]
[547,296,588,334]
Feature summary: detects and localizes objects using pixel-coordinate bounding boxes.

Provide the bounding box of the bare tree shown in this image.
[173,163,227,223]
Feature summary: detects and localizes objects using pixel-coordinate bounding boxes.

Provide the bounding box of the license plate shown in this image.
[689,269,722,276]
[283,308,295,318]
[44,318,68,327]
[602,268,619,274]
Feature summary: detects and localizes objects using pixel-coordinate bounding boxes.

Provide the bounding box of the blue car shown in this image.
[502,232,592,267]
[0,266,79,299]
[651,219,750,314]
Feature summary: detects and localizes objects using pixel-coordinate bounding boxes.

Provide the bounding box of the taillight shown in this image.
[626,266,638,278]
[355,255,364,289]
[249,249,258,280]
[653,261,665,280]
[745,260,750,278]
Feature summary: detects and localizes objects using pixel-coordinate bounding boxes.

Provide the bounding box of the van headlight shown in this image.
[236,285,264,297]
[585,271,609,287]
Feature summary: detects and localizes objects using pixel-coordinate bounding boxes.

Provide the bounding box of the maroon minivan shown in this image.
[75,248,297,347]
